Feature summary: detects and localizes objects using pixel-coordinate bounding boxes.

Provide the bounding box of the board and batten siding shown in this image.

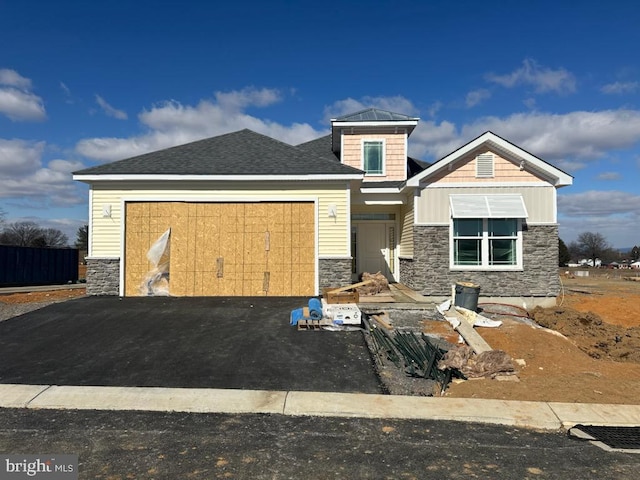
[89,181,350,258]
[341,132,407,181]
[416,185,556,225]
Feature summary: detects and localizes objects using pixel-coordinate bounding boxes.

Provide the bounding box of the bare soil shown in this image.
[440,271,640,404]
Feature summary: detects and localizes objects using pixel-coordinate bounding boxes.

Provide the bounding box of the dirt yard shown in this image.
[436,270,640,404]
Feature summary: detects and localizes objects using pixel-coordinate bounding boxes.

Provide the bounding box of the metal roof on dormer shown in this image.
[332,108,419,122]
[330,108,420,153]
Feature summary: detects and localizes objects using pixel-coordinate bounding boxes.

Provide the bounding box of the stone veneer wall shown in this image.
[318,258,352,290]
[86,258,120,295]
[403,225,559,298]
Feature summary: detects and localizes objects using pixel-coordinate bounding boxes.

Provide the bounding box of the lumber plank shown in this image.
[453,320,492,354]
[371,313,393,330]
[326,279,374,294]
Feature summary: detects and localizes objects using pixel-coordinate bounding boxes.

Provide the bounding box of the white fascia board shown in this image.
[363,200,404,205]
[359,187,401,193]
[407,132,573,187]
[331,120,418,128]
[73,173,364,182]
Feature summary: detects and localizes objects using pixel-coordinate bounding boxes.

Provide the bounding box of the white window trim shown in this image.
[361,138,386,177]
[449,218,523,271]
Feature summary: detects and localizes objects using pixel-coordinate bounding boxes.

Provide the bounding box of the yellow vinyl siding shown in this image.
[342,132,407,181]
[429,149,543,184]
[89,181,349,258]
[399,192,414,258]
[416,186,556,224]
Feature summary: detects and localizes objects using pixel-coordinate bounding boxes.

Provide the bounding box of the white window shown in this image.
[452,218,522,270]
[449,194,527,270]
[362,140,385,175]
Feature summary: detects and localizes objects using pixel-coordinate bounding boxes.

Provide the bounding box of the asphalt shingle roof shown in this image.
[296,135,338,161]
[73,129,363,177]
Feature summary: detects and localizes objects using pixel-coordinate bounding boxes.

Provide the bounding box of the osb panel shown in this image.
[124,202,175,296]
[125,201,315,297]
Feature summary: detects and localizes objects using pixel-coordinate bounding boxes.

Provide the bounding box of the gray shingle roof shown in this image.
[333,108,419,122]
[296,135,339,161]
[73,129,363,177]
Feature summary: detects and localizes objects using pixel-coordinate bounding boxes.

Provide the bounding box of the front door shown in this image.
[354,222,394,280]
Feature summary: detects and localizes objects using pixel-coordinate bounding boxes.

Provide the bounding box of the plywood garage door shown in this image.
[124,201,315,297]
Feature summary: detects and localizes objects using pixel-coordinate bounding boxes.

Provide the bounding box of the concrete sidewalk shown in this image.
[2,383,639,431]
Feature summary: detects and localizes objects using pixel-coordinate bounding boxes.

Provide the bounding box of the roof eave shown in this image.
[407,132,574,187]
[331,120,418,129]
[72,173,364,183]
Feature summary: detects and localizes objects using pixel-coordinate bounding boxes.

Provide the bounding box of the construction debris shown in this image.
[438,347,516,378]
[364,314,460,394]
[357,272,390,296]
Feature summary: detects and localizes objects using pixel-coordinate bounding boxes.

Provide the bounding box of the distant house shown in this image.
[73,108,572,306]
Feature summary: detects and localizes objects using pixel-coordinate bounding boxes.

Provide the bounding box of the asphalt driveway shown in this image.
[0,297,382,393]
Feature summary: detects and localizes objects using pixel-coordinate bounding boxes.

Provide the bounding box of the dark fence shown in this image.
[0,245,79,287]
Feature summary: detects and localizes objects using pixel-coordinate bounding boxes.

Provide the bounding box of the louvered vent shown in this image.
[476,154,494,178]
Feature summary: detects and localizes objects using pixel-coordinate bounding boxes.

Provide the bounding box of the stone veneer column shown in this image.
[404,224,559,298]
[318,258,353,290]
[86,258,120,295]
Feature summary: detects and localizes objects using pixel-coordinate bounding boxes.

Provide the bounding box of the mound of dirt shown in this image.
[531,306,640,363]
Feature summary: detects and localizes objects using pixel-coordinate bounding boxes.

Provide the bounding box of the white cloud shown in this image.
[215,87,281,110]
[0,87,46,121]
[77,88,324,162]
[558,190,640,217]
[465,89,491,108]
[486,59,576,94]
[0,68,32,89]
[0,139,44,174]
[558,190,640,247]
[95,95,128,120]
[596,171,621,181]
[0,138,85,206]
[601,81,639,94]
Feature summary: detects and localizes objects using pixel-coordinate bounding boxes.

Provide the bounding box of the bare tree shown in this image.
[0,221,68,247]
[40,228,69,248]
[0,221,43,246]
[575,231,611,266]
[74,224,88,250]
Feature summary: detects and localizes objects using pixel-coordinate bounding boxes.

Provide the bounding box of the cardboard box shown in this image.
[322,287,359,304]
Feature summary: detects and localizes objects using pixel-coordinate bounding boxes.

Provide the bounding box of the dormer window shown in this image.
[363,140,385,175]
[476,153,494,178]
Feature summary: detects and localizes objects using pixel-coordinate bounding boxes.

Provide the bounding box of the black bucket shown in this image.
[454,282,480,312]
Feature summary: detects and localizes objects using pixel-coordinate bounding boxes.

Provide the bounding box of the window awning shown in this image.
[449,194,528,218]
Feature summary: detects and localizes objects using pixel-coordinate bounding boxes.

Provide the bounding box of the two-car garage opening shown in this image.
[124,201,316,297]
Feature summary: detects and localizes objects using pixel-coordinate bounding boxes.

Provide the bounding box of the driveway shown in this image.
[0,297,382,393]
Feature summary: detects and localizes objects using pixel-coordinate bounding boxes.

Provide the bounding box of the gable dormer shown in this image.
[331,108,419,182]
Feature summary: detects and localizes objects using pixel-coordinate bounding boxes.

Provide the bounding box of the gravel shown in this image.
[0,301,67,323]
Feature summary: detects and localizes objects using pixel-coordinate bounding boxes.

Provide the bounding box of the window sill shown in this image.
[449,266,523,272]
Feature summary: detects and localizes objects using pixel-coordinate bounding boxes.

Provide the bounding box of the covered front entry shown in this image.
[124,201,316,297]
[351,221,396,281]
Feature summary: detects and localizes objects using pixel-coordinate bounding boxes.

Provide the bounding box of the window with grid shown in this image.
[453,218,520,268]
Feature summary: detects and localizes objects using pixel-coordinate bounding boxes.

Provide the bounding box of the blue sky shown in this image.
[1,0,639,248]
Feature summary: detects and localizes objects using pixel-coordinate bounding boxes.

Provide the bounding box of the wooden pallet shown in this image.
[297,319,321,330]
